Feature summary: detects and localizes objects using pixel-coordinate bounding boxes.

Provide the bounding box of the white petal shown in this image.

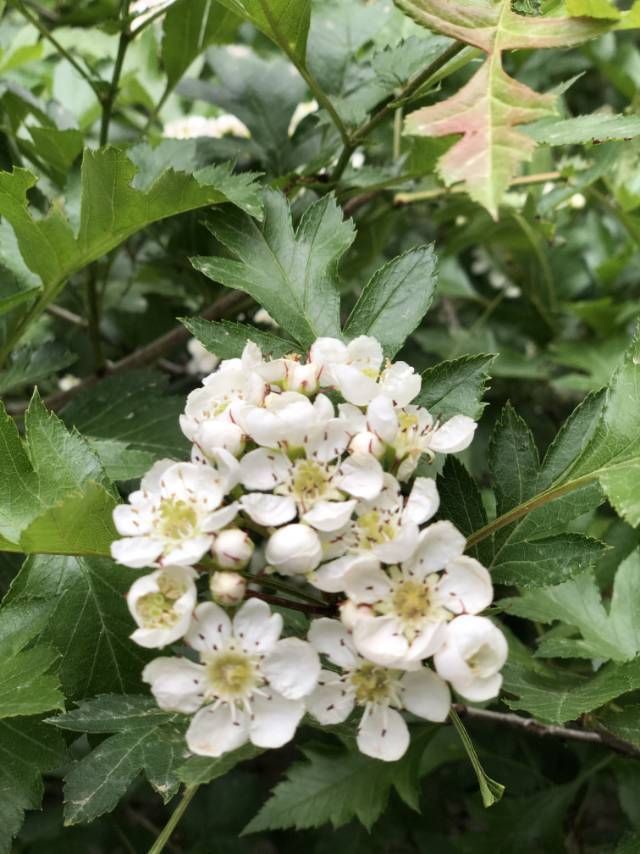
[265,524,323,575]
[403,477,439,526]
[140,459,176,492]
[194,420,245,457]
[343,564,392,605]
[400,669,451,721]
[131,617,192,648]
[306,419,350,463]
[204,447,241,491]
[373,523,419,563]
[233,597,283,652]
[302,499,356,532]
[240,493,297,527]
[439,556,493,615]
[111,536,164,568]
[405,621,448,662]
[352,616,411,668]
[186,704,250,757]
[337,454,384,500]
[310,337,348,370]
[333,364,379,406]
[185,602,232,652]
[404,520,466,578]
[429,415,477,454]
[159,462,224,507]
[347,336,383,371]
[262,638,320,699]
[113,504,152,537]
[240,448,289,490]
[311,553,376,593]
[378,362,421,407]
[367,395,398,443]
[308,618,359,668]
[357,706,409,761]
[450,672,503,702]
[338,403,366,432]
[306,675,355,724]
[202,502,239,532]
[162,535,213,567]
[142,657,206,713]
[249,692,305,748]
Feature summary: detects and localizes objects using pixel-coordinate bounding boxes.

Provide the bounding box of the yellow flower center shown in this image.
[392,579,431,622]
[356,511,397,547]
[398,412,419,432]
[158,498,198,540]
[291,459,329,503]
[350,662,394,704]
[137,592,179,628]
[205,651,259,700]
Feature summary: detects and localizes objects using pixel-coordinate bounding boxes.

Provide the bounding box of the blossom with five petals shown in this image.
[127,565,197,648]
[434,615,508,701]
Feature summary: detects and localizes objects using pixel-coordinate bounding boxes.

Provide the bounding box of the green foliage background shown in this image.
[0,0,639,851]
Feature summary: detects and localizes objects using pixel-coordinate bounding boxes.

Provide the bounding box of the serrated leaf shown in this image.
[22,126,83,185]
[0,644,62,718]
[243,737,430,834]
[216,0,311,62]
[0,717,67,854]
[501,551,640,662]
[50,695,185,824]
[598,703,640,747]
[599,461,640,527]
[449,710,504,808]
[343,246,438,358]
[5,555,150,699]
[524,113,640,145]
[397,0,612,216]
[162,0,239,87]
[182,317,302,360]
[193,190,355,347]
[491,534,607,588]
[436,457,488,562]
[0,341,75,396]
[414,354,495,420]
[489,403,540,516]
[566,0,621,18]
[178,743,262,786]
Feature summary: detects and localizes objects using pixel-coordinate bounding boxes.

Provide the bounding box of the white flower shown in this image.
[212,528,254,570]
[238,398,383,531]
[434,615,508,702]
[210,571,247,606]
[312,474,439,592]
[163,113,250,140]
[309,336,421,407]
[180,343,268,457]
[265,524,323,575]
[127,566,197,648]
[345,521,493,669]
[111,458,239,568]
[306,619,450,761]
[58,373,80,392]
[186,338,219,376]
[144,599,320,757]
[344,395,477,480]
[288,99,318,136]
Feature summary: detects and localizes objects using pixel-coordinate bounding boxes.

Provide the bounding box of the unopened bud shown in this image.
[349,430,385,458]
[286,362,319,395]
[266,524,323,575]
[209,571,247,606]
[212,528,254,569]
[339,599,374,630]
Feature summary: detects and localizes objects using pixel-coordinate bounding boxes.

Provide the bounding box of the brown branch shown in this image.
[247,590,332,617]
[453,704,640,759]
[7,290,250,415]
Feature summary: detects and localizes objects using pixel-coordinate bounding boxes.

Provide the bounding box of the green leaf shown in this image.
[449,710,504,807]
[193,190,355,347]
[178,743,263,786]
[600,461,640,527]
[0,220,41,317]
[243,737,431,833]
[436,457,488,561]
[50,695,185,824]
[0,394,116,553]
[0,645,62,719]
[501,551,640,662]
[414,353,495,420]
[598,703,640,747]
[6,555,149,699]
[0,717,67,854]
[162,0,239,87]
[181,317,302,360]
[216,0,311,62]
[566,0,621,19]
[491,534,607,588]
[0,341,75,396]
[397,0,611,216]
[489,403,539,516]
[22,126,84,185]
[524,113,640,145]
[343,246,438,358]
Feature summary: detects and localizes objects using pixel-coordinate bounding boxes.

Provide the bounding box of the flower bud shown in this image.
[212,528,254,569]
[339,599,374,630]
[286,362,319,395]
[209,571,247,606]
[349,430,385,458]
[266,524,323,575]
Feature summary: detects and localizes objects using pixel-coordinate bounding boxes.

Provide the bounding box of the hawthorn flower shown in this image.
[239,403,383,531]
[309,336,421,407]
[111,458,239,568]
[180,343,268,457]
[163,113,250,140]
[434,615,508,701]
[186,338,219,376]
[212,528,254,570]
[306,619,450,761]
[312,474,439,592]
[343,395,477,480]
[143,599,320,757]
[127,566,197,648]
[209,571,247,606]
[265,524,323,575]
[345,521,493,669]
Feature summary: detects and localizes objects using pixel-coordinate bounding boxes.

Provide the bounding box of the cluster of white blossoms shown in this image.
[112,335,507,762]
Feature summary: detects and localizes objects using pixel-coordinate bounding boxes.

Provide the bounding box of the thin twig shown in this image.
[148,786,199,854]
[100,1,131,146]
[46,305,88,328]
[249,590,331,616]
[453,705,640,759]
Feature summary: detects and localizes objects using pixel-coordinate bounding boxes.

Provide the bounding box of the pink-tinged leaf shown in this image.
[405,60,555,218]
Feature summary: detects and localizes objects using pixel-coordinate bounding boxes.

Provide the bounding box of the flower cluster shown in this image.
[112,336,507,762]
